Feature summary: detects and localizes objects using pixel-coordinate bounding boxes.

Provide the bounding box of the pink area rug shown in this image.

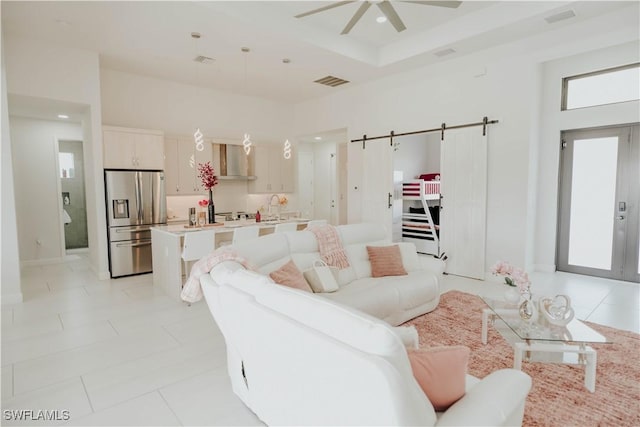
[404,290,640,427]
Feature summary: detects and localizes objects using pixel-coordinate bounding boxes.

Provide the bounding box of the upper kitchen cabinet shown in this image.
[103,126,165,170]
[248,145,295,193]
[164,136,213,195]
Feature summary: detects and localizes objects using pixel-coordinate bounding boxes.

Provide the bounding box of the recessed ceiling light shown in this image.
[376,16,387,24]
[57,114,69,119]
[314,136,322,141]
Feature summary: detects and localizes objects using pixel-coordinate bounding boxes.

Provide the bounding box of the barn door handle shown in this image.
[388,193,393,209]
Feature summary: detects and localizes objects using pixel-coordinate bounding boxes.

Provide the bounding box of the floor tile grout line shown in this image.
[107,319,120,336]
[157,389,185,426]
[5,324,122,367]
[9,335,183,399]
[79,376,96,413]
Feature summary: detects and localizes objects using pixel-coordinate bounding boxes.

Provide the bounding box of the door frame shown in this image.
[556,123,639,282]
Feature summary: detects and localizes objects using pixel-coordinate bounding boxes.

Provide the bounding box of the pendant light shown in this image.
[282,58,292,160]
[241,47,252,155]
[192,32,204,152]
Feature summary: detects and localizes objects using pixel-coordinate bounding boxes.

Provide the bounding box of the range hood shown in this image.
[217,144,256,180]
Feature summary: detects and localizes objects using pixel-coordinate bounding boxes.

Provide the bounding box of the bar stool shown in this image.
[181,230,215,278]
[274,222,297,233]
[232,225,260,244]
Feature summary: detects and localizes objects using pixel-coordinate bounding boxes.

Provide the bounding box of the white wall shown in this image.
[535,41,640,271]
[101,69,296,217]
[100,69,292,143]
[293,54,537,271]
[1,35,22,304]
[9,117,83,261]
[5,36,108,278]
[291,6,639,274]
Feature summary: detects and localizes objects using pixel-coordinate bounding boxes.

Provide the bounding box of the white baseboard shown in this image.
[90,264,111,280]
[534,264,556,273]
[1,292,23,305]
[21,257,66,267]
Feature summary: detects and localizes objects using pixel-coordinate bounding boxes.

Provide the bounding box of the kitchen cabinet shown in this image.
[103,126,164,170]
[164,136,213,195]
[248,145,295,193]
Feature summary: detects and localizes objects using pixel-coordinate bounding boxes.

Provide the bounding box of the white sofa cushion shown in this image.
[322,271,439,318]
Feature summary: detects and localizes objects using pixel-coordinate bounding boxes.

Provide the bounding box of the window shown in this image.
[562,63,640,110]
[59,152,75,178]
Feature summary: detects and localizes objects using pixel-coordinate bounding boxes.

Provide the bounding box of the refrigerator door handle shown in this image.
[114,226,151,233]
[134,171,143,222]
[115,241,152,248]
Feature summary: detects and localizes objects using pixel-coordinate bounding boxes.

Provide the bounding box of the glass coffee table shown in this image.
[481,296,612,392]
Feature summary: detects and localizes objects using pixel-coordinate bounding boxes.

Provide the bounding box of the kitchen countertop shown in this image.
[153,218,311,236]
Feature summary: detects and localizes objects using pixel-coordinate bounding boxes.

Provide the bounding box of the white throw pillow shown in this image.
[303,260,339,293]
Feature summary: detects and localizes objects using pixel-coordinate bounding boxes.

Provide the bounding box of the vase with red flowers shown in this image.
[197,162,219,223]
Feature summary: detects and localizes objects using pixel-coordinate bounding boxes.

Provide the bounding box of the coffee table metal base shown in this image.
[482,308,598,393]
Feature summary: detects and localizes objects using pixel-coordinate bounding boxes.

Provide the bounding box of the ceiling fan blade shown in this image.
[341,1,372,35]
[295,1,356,19]
[400,1,462,8]
[377,1,407,32]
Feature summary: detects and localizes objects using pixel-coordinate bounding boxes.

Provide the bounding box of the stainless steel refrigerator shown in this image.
[105,170,166,278]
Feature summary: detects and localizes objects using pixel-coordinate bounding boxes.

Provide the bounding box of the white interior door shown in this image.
[361,141,393,237]
[440,127,487,279]
[329,152,338,225]
[297,151,314,219]
[392,170,404,242]
[337,142,348,225]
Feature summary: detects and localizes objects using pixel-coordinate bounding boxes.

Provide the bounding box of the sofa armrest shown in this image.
[436,369,531,426]
[419,255,446,275]
[391,326,419,349]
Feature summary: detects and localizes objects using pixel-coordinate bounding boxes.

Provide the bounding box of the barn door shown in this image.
[361,140,394,238]
[440,127,488,279]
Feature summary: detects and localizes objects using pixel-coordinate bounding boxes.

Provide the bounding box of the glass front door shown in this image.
[557,125,639,282]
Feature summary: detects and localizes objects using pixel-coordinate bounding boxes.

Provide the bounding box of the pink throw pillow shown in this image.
[366,245,408,278]
[269,260,313,293]
[407,346,470,411]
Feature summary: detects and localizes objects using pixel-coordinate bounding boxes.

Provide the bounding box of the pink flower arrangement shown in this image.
[198,199,209,208]
[491,260,531,293]
[197,162,219,191]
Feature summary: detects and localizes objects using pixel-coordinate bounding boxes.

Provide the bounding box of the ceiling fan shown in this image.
[295,0,462,35]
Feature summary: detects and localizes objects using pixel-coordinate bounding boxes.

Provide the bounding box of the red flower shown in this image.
[198,199,209,207]
[197,162,219,190]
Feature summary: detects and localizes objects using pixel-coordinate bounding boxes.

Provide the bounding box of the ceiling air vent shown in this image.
[314,75,350,87]
[545,10,576,24]
[434,48,456,58]
[193,55,215,64]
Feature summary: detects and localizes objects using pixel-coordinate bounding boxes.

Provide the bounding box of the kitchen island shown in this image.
[151,220,309,301]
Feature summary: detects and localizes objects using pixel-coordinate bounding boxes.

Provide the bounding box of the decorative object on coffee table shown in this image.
[491,260,531,303]
[405,291,639,427]
[539,294,575,326]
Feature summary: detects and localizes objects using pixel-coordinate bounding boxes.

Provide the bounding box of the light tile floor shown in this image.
[1,254,638,426]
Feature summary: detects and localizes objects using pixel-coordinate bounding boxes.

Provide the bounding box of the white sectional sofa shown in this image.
[227,222,444,325]
[198,223,532,425]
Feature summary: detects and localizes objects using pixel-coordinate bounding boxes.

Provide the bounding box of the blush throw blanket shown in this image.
[308,224,350,269]
[180,247,253,303]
